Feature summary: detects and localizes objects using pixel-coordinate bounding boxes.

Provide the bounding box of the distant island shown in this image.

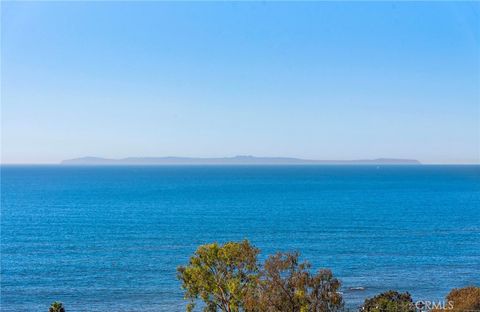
[61,156,421,165]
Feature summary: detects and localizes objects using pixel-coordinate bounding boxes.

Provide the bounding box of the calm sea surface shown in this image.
[1,165,479,311]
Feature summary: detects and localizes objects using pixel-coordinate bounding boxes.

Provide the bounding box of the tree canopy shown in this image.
[177,240,260,312]
[178,241,343,312]
[245,252,343,312]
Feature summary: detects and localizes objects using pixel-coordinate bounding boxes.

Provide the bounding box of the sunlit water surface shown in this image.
[1,165,479,311]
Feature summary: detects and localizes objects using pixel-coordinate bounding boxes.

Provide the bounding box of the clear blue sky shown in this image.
[1,2,479,164]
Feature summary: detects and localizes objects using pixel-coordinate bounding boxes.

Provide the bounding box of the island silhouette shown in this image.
[61,156,421,165]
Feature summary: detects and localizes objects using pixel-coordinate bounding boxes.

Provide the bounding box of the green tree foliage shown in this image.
[361,290,414,312]
[178,242,343,312]
[177,240,260,312]
[444,286,480,311]
[49,302,66,312]
[244,252,343,312]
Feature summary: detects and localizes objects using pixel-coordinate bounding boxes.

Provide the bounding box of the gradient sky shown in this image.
[1,1,479,164]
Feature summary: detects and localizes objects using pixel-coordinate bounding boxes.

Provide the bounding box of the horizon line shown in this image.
[2,155,480,165]
[60,155,421,166]
[2,163,480,166]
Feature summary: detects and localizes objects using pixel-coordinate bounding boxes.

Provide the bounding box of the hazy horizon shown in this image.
[2,154,480,165]
[2,2,479,164]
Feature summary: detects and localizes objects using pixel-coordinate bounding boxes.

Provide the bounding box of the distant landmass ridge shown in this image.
[61,156,421,165]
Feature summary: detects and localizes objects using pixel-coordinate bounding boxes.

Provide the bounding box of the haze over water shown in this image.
[1,165,479,311]
[2,2,479,165]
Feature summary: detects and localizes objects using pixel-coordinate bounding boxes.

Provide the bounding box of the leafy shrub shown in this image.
[49,302,66,312]
[361,290,414,312]
[445,286,480,311]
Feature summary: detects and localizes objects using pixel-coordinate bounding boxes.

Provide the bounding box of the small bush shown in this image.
[361,290,414,312]
[49,301,66,312]
[445,286,480,311]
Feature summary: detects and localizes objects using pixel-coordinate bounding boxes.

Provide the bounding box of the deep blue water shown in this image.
[1,165,479,311]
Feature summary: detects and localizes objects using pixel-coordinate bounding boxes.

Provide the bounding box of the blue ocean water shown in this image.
[1,165,479,311]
